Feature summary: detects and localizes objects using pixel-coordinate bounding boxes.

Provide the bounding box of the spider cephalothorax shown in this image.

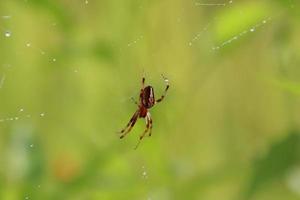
[118,74,169,149]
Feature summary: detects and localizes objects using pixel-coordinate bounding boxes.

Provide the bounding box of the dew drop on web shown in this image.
[4,31,11,37]
[141,166,148,179]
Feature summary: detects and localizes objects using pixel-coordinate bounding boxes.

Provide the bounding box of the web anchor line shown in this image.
[195,0,233,7]
[211,17,271,51]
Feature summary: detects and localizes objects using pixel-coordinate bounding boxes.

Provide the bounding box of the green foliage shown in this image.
[244,131,300,199]
[214,2,270,43]
[0,0,300,199]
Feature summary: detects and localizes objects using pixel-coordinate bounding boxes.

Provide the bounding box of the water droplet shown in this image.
[85,0,89,4]
[229,0,233,3]
[20,108,24,112]
[4,31,11,37]
[15,117,19,120]
[52,58,56,62]
[30,144,34,148]
[40,113,45,117]
[26,43,31,47]
[74,70,78,73]
[25,197,29,200]
[262,20,266,24]
[142,166,148,179]
[189,42,192,46]
[250,28,255,32]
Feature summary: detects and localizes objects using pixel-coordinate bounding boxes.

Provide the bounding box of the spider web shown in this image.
[0,0,296,199]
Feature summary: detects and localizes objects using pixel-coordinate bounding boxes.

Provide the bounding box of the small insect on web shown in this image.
[118,73,170,149]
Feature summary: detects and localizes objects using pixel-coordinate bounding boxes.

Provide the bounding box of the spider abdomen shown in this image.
[142,86,155,108]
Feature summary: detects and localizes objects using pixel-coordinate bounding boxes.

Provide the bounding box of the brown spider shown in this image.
[118,74,169,149]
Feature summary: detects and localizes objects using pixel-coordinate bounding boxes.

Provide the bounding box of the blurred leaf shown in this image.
[243,130,300,199]
[274,0,300,18]
[214,2,271,43]
[271,78,300,95]
[25,0,73,30]
[92,41,115,62]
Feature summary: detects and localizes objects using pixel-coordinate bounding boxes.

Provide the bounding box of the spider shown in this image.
[118,74,170,149]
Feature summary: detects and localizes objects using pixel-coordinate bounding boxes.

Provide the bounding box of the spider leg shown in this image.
[140,114,151,140]
[138,72,146,104]
[134,113,150,149]
[119,110,139,139]
[155,74,169,103]
[142,72,145,89]
[148,113,153,137]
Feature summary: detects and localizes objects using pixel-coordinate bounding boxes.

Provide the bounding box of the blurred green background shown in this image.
[1,0,300,199]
